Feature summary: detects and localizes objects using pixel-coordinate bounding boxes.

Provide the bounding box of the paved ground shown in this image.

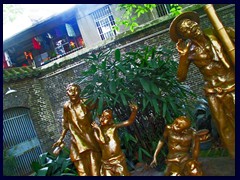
[130,157,235,176]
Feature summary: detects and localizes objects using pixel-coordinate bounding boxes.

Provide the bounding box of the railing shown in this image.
[3,108,43,176]
[39,46,84,67]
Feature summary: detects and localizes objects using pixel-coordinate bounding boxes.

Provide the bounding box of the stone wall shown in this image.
[3,78,59,152]
[3,4,235,152]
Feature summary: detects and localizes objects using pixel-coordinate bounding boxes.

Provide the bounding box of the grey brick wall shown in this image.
[3,78,59,152]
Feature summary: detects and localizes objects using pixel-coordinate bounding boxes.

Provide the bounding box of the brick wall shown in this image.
[3,78,59,152]
[3,4,235,152]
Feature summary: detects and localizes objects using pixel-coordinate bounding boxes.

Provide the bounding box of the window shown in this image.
[91,5,116,40]
[156,4,171,17]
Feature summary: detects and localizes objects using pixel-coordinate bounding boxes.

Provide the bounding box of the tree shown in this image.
[3,4,24,25]
[113,4,157,32]
[113,4,182,32]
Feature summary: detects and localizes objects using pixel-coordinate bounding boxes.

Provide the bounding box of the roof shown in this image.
[3,66,41,82]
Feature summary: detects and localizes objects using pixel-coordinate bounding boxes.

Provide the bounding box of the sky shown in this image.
[3,4,76,41]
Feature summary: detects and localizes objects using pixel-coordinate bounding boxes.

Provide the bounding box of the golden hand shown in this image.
[150,158,157,168]
[176,39,191,55]
[52,139,63,148]
[129,102,138,111]
[91,121,100,129]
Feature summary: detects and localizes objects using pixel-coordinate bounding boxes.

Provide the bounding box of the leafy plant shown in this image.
[113,4,182,32]
[77,45,196,166]
[169,4,182,16]
[3,149,17,176]
[31,147,78,176]
[113,4,156,32]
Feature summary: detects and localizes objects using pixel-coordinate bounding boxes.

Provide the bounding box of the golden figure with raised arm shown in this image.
[52,83,101,176]
[169,11,235,158]
[91,103,138,176]
[150,116,203,176]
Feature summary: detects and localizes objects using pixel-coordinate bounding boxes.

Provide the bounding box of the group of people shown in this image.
[52,10,235,176]
[52,83,138,176]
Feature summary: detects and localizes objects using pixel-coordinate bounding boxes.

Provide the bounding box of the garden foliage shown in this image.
[77,45,196,165]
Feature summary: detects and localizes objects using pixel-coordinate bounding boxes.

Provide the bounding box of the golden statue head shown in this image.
[169,11,200,42]
[66,83,81,102]
[172,116,191,132]
[100,109,114,125]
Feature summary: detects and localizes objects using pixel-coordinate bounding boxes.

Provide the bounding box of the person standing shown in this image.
[52,83,101,176]
[169,11,235,158]
[91,103,138,176]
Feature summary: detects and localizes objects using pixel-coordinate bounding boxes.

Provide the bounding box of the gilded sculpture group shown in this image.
[52,5,235,176]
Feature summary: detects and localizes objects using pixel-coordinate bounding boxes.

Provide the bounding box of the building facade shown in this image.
[3,4,181,69]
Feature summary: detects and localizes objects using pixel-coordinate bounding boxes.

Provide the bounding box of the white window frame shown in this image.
[91,5,116,40]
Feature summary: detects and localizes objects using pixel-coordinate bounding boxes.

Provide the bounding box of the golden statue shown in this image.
[91,103,138,176]
[52,83,101,176]
[150,116,203,176]
[169,11,235,158]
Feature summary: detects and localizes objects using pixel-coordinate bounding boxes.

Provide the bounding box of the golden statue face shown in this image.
[67,85,80,102]
[172,117,190,132]
[178,19,202,39]
[100,110,113,125]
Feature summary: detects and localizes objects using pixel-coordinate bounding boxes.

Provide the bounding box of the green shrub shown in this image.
[77,45,196,166]
[31,147,78,176]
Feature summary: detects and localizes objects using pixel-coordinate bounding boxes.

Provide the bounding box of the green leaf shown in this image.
[125,132,137,143]
[109,80,116,94]
[142,97,149,111]
[150,82,159,95]
[151,98,160,114]
[112,25,120,32]
[39,152,49,165]
[116,64,126,73]
[101,60,106,69]
[130,25,134,32]
[165,109,173,124]
[168,97,178,116]
[115,49,121,61]
[139,78,150,93]
[37,167,49,176]
[140,147,152,158]
[138,148,143,162]
[113,94,120,105]
[120,93,127,106]
[97,96,104,115]
[60,159,72,172]
[60,173,78,176]
[31,161,42,172]
[162,101,167,118]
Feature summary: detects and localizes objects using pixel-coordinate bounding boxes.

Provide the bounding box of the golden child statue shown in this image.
[150,116,203,176]
[91,103,138,176]
[52,83,101,176]
[169,11,235,158]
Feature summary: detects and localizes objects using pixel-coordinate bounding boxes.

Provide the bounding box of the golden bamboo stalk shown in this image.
[204,4,235,66]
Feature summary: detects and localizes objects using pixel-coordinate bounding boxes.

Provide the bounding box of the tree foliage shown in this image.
[169,4,183,16]
[113,4,156,32]
[3,4,24,25]
[77,45,196,165]
[113,4,182,32]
